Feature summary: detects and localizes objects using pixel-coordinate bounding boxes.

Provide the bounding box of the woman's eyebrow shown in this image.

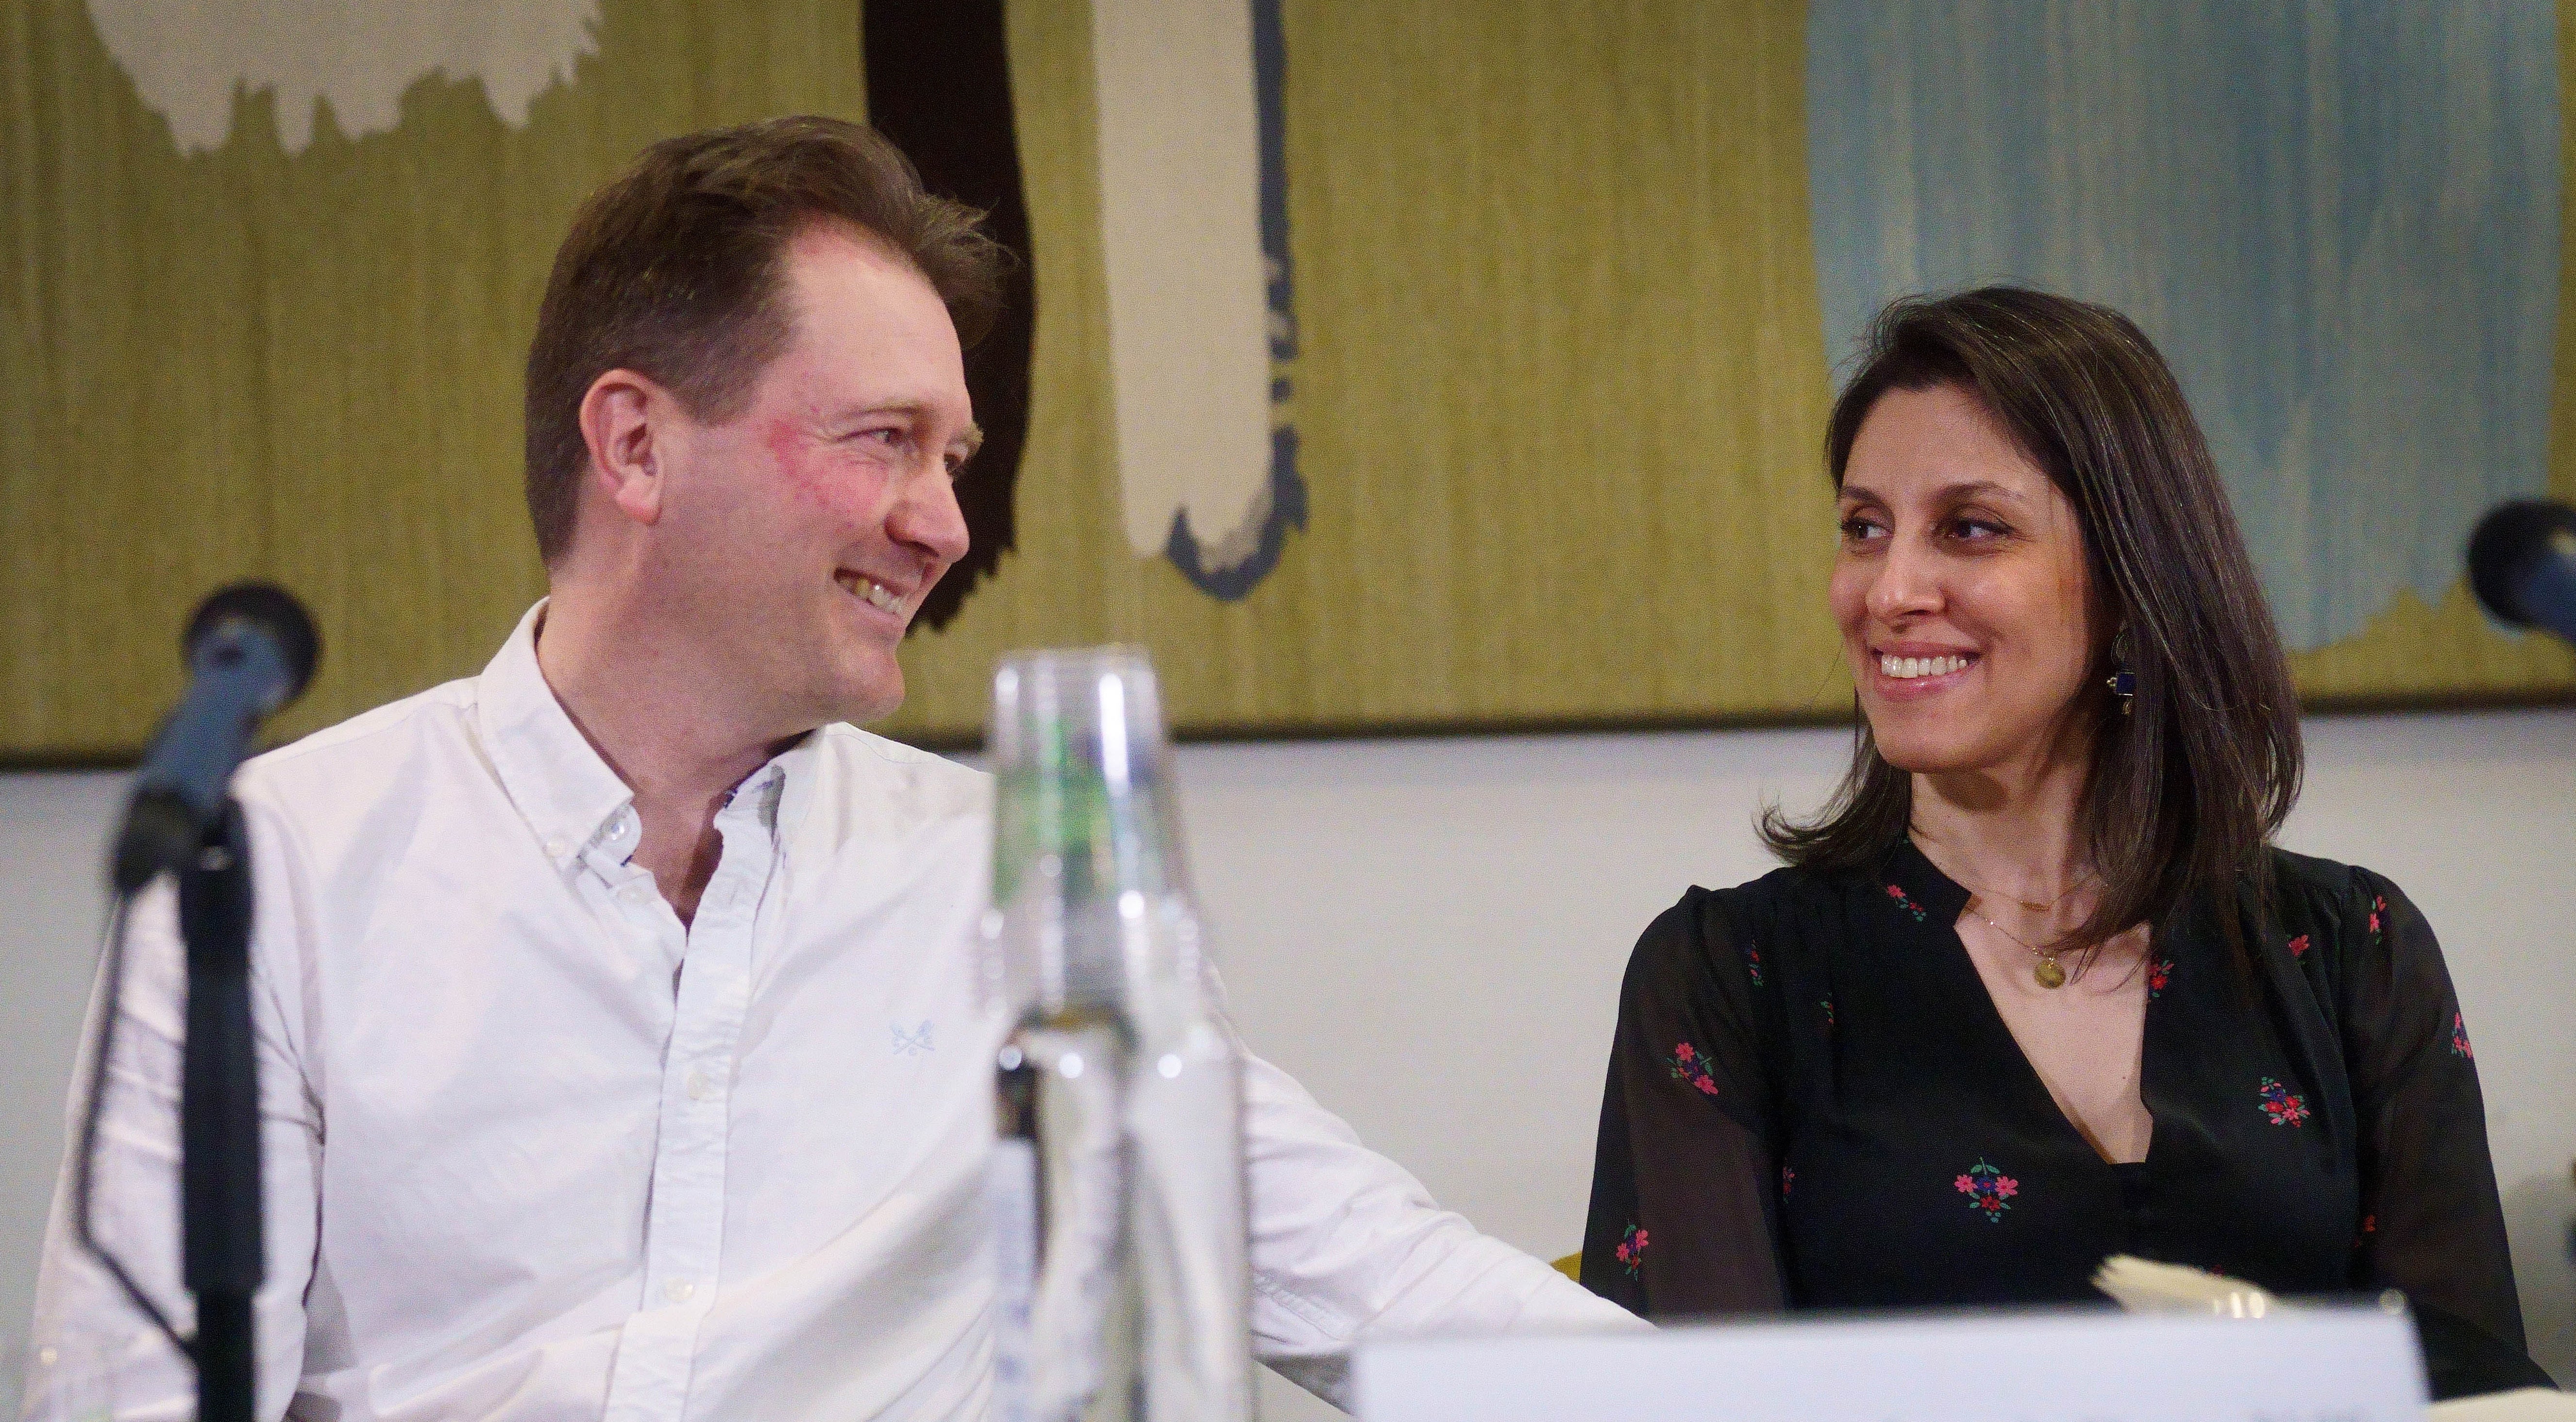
[1839,478,2033,509]
[1934,479,2028,505]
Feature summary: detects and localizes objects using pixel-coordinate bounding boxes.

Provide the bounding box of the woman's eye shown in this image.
[1952,517,2011,541]
[1839,515,1888,542]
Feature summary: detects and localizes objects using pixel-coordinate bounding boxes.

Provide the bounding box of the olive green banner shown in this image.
[4,0,2570,763]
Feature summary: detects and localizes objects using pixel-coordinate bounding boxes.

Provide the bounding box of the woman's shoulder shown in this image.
[2258,846,2418,952]
[1622,864,1858,1029]
[1711,858,1880,916]
[2263,846,2404,911]
[1634,861,1874,966]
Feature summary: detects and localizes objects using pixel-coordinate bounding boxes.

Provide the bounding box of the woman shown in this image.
[1580,287,2545,1398]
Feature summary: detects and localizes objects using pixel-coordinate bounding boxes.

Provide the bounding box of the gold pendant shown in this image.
[2033,956,2068,989]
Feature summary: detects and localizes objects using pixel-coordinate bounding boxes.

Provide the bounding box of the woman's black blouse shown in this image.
[1581,841,2537,1394]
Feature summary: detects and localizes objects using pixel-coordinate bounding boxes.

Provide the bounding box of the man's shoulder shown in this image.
[808,722,991,826]
[236,675,482,803]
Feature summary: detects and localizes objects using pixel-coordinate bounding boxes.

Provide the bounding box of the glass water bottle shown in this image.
[984,648,1254,1422]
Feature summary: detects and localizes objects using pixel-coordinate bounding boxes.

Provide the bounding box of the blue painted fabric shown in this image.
[1807,1,2559,649]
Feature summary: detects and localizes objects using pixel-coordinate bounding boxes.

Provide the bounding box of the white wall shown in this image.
[0,771,126,1413]
[3,710,2572,1417]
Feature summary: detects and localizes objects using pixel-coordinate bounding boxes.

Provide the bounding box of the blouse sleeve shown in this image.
[2338,870,2528,1355]
[1580,889,1788,1318]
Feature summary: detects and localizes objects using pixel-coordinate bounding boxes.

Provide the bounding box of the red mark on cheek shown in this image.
[765,420,861,514]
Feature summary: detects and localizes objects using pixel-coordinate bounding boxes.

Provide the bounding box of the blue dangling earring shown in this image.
[2106,633,2137,716]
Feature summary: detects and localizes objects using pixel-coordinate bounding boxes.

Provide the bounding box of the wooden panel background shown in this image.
[1,0,2569,762]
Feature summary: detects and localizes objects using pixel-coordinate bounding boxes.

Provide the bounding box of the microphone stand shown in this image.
[176,800,262,1422]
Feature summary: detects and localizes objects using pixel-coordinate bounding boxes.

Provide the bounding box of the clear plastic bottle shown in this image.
[983,649,1254,1422]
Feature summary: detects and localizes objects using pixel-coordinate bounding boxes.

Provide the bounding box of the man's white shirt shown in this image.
[25,603,1633,1421]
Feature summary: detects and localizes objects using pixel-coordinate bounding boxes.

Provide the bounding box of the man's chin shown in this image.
[830,665,908,728]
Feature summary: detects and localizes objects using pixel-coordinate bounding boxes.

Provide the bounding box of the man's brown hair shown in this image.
[523,116,1007,564]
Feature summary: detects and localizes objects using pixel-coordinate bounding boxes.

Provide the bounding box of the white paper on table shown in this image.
[1355,1305,2427,1422]
[2431,1390,2576,1422]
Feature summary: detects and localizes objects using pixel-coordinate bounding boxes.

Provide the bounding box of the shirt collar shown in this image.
[476,602,639,869]
[475,602,826,870]
[1881,836,1974,927]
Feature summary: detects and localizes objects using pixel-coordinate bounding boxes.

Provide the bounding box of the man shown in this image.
[26,117,1633,1421]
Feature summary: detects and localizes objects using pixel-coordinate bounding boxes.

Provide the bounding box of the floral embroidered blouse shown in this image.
[1581,840,2538,1397]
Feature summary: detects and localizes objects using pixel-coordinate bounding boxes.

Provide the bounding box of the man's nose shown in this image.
[891,463,972,570]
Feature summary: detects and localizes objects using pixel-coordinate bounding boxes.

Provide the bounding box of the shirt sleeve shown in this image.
[2338,869,2527,1355]
[20,811,322,1422]
[1580,889,1787,1318]
[1218,1006,1645,1411]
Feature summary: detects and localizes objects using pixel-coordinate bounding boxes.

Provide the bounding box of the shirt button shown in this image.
[664,1279,696,1304]
[542,836,570,858]
[620,883,653,906]
[686,1068,718,1101]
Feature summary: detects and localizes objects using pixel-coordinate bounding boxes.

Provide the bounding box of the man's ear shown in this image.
[577,369,677,530]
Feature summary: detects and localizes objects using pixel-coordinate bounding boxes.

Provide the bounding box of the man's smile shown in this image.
[835,569,908,616]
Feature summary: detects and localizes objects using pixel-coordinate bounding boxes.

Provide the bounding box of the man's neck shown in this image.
[534,588,797,924]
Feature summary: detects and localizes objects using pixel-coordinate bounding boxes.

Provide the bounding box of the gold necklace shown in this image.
[1969,902,2072,989]
[1975,870,2096,916]
[1910,838,2094,988]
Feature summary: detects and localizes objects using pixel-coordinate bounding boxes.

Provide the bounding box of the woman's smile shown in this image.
[1869,643,1981,700]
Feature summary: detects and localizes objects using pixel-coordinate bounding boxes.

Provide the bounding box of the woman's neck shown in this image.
[1907,725,2097,904]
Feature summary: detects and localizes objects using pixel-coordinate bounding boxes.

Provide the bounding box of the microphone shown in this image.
[2467,499,2576,647]
[111,583,320,893]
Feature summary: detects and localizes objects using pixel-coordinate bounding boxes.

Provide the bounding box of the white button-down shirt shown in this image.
[26,604,1633,1421]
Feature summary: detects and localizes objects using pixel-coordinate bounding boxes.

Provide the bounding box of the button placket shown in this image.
[600,780,779,1422]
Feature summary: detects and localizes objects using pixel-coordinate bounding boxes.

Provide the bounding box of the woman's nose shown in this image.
[1867,535,1943,622]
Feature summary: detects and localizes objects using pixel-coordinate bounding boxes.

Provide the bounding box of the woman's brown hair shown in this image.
[1760,286,2303,964]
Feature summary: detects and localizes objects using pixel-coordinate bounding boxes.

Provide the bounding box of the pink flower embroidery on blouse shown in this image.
[2368,895,2387,938]
[2259,1077,2310,1126]
[2451,1011,2474,1060]
[1955,1158,2018,1222]
[1886,883,1929,923]
[1664,1042,1720,1097]
[2286,934,2310,960]
[2147,958,2174,998]
[1615,1222,1648,1278]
